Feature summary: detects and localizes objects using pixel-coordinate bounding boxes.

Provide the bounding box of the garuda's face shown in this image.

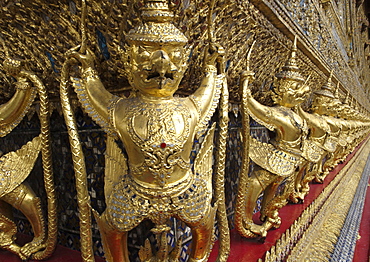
[326,99,342,117]
[272,79,310,108]
[312,96,331,115]
[129,43,189,97]
[338,104,352,119]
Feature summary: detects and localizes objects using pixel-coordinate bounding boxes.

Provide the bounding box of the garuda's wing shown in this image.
[194,123,216,191]
[104,135,127,199]
[249,137,301,177]
[0,136,41,197]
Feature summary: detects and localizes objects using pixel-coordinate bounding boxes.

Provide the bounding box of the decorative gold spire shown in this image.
[314,70,335,98]
[126,0,187,44]
[141,0,173,22]
[275,36,305,83]
[343,92,350,104]
[334,82,340,99]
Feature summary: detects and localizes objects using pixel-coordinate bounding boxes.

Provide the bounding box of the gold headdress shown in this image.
[275,36,305,84]
[334,82,340,99]
[126,0,188,45]
[314,70,335,98]
[272,36,309,106]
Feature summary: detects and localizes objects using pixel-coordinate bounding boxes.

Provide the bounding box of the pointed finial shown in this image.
[126,0,187,44]
[294,35,297,48]
[246,40,256,72]
[283,36,298,69]
[275,36,304,83]
[314,69,335,98]
[328,69,333,82]
[286,35,298,67]
[344,92,349,104]
[334,82,340,99]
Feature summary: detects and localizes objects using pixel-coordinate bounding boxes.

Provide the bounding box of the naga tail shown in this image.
[19,71,57,260]
[234,42,257,238]
[59,58,95,262]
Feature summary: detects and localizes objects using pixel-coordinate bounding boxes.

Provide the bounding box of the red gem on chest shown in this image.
[160,143,167,149]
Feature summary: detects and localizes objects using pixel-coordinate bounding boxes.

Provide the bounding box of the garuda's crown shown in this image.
[275,36,305,84]
[126,0,188,45]
[314,71,335,98]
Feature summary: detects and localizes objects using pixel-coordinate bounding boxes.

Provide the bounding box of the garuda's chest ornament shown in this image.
[124,98,191,187]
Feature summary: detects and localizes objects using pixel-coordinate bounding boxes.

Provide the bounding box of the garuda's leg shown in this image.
[289,162,308,203]
[95,211,129,262]
[319,152,334,183]
[298,162,316,198]
[2,182,46,259]
[0,200,21,258]
[186,203,217,262]
[240,168,276,237]
[338,145,347,163]
[260,167,301,231]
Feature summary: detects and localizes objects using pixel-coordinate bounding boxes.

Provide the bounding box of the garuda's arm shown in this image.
[296,104,309,120]
[243,87,276,131]
[0,76,36,137]
[189,44,225,136]
[296,105,330,135]
[296,104,316,129]
[69,50,120,137]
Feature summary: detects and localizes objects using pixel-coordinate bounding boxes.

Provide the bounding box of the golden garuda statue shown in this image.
[235,37,311,238]
[0,43,56,260]
[293,72,338,200]
[60,0,229,261]
[337,97,366,160]
[309,74,342,183]
[323,84,346,169]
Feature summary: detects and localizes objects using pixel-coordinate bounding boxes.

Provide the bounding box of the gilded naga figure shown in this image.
[0,51,56,259]
[61,0,229,261]
[235,37,310,238]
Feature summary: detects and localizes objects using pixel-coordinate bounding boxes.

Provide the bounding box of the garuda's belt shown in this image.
[323,135,338,153]
[249,137,303,177]
[301,139,325,162]
[338,132,347,147]
[106,172,212,232]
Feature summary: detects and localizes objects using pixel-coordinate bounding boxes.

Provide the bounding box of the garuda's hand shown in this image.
[65,45,94,69]
[241,70,255,84]
[240,70,255,96]
[204,42,225,71]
